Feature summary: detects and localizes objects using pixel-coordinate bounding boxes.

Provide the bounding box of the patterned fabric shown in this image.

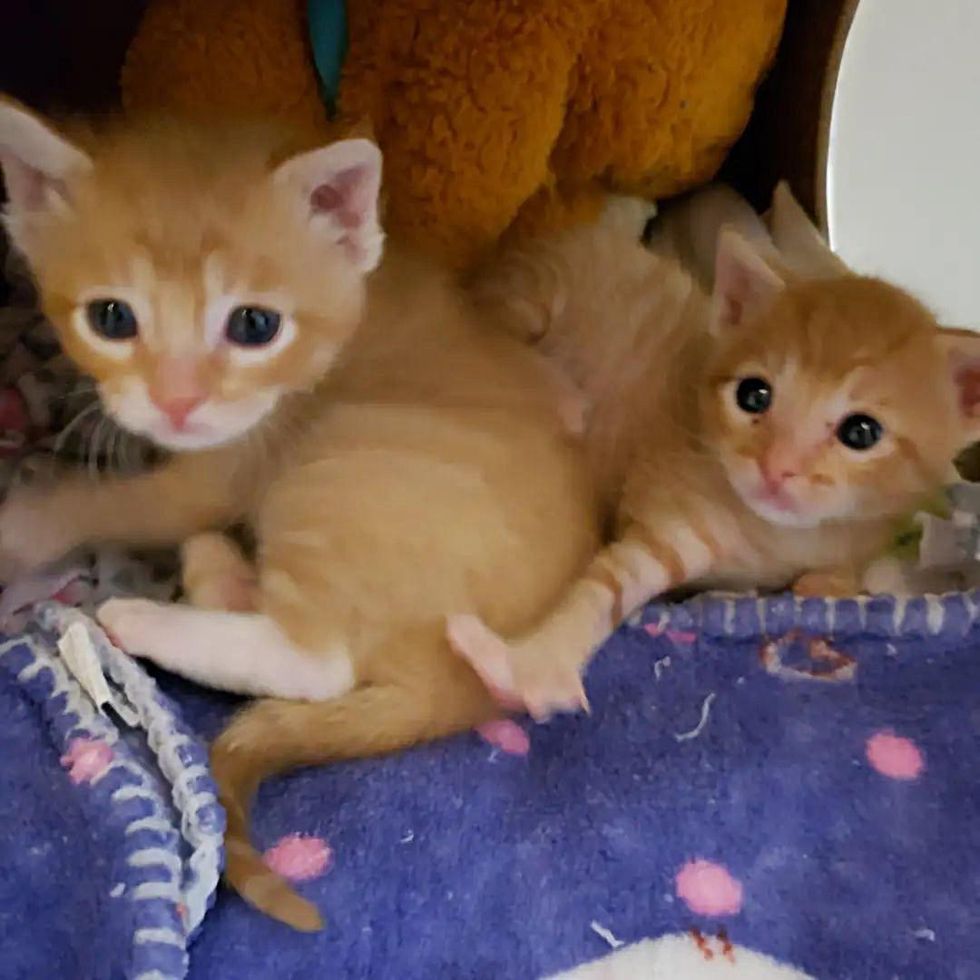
[157,591,980,980]
[0,605,222,980]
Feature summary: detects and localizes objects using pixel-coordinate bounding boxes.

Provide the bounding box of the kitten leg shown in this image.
[449,521,716,720]
[181,532,258,612]
[0,452,242,578]
[97,599,353,700]
[792,568,861,598]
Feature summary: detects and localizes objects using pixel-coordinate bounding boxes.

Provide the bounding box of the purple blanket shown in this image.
[2,591,979,978]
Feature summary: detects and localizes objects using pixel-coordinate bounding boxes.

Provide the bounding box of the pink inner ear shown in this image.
[719,285,746,328]
[953,361,980,417]
[0,151,56,211]
[310,165,371,230]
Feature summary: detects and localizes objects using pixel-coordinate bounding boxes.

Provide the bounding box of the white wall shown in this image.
[826,0,980,328]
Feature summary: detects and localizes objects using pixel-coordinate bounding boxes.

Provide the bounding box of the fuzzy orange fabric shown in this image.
[122,0,786,268]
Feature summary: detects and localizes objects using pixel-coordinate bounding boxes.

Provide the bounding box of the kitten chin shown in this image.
[100,377,282,451]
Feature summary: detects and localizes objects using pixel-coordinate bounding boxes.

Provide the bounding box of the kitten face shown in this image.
[703,277,963,528]
[52,242,361,452]
[0,103,384,451]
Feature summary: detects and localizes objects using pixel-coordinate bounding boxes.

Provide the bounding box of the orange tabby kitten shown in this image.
[0,97,598,929]
[449,193,980,720]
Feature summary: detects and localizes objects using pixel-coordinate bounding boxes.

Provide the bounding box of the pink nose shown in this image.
[154,395,204,429]
[759,457,797,490]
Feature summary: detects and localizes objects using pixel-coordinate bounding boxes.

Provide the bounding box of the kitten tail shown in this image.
[211,629,497,931]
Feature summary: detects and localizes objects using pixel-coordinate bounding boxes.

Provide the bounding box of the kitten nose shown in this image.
[759,455,797,489]
[154,394,204,429]
[151,356,206,429]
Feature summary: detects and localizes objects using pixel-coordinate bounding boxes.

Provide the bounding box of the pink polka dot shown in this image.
[644,622,697,644]
[675,860,744,917]
[477,719,530,755]
[60,737,114,785]
[866,731,924,781]
[263,834,332,882]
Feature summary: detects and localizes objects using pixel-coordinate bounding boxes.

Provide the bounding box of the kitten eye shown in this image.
[86,299,138,340]
[837,413,884,451]
[735,376,772,415]
[226,306,282,347]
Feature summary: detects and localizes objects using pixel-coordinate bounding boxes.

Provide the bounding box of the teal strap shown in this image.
[307,0,348,114]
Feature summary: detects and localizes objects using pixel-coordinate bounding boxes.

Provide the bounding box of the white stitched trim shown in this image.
[134,928,185,948]
[132,880,182,902]
[129,848,183,874]
[126,816,175,836]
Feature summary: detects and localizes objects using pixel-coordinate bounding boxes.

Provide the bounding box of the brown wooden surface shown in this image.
[722,0,852,219]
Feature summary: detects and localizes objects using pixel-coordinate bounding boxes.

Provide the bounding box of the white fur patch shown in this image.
[103,375,279,450]
[97,599,354,700]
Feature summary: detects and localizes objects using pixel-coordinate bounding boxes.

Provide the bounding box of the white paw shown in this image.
[446,613,519,706]
[97,598,171,658]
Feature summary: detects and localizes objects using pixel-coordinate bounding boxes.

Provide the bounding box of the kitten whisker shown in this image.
[107,422,121,475]
[86,416,108,481]
[52,402,100,458]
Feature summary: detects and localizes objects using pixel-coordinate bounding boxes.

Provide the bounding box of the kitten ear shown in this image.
[937,327,980,446]
[711,227,786,332]
[0,96,92,217]
[273,138,384,272]
[767,181,849,279]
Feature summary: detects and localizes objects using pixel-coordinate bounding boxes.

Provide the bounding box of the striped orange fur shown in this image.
[451,188,980,719]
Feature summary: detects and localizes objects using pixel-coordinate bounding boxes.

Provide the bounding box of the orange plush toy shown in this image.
[122,0,786,268]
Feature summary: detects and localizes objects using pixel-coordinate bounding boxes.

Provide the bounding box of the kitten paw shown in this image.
[446,613,589,722]
[0,489,74,581]
[510,647,590,723]
[792,569,860,598]
[446,614,522,710]
[181,532,257,611]
[97,598,170,657]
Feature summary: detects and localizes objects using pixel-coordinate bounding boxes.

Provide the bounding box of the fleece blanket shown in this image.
[6,590,980,978]
[150,590,975,980]
[0,604,222,980]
